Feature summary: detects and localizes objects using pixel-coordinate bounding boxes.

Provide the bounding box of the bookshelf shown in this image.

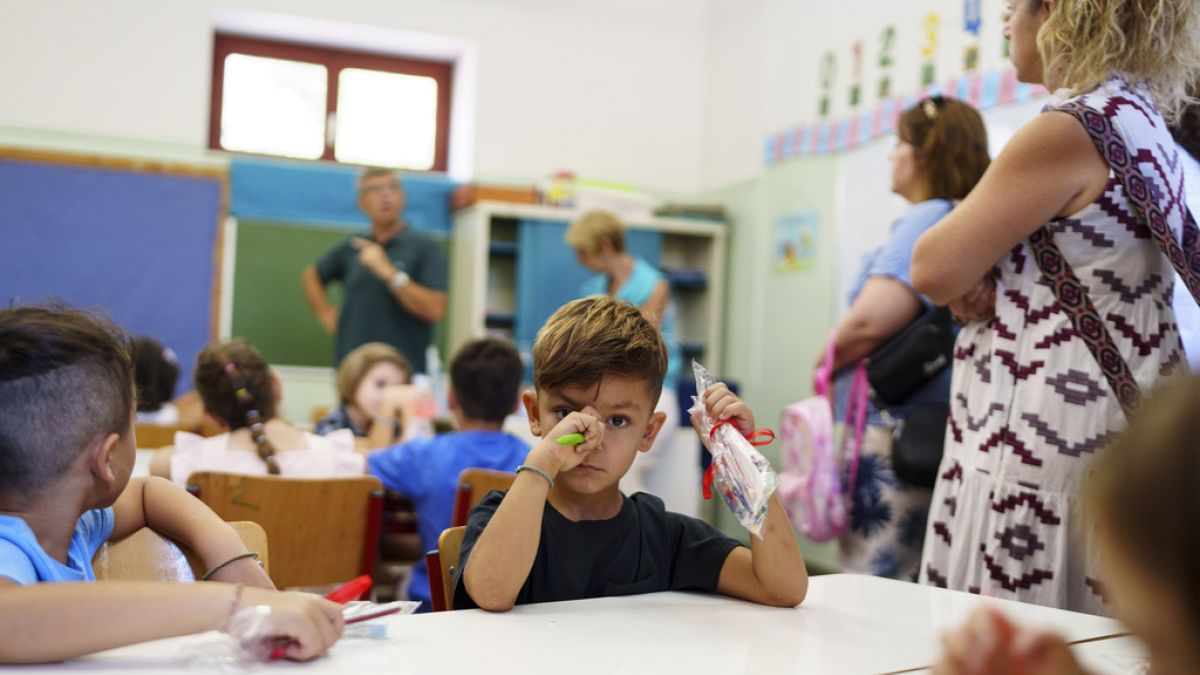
[448,201,728,382]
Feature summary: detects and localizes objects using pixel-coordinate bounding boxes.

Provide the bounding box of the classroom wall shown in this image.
[702,0,1018,189]
[0,0,709,194]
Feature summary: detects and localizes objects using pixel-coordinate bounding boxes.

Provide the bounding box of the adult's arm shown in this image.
[912,111,1109,304]
[301,265,338,333]
[350,239,446,325]
[822,276,922,373]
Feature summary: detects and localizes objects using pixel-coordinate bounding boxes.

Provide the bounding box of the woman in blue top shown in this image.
[565,210,695,516]
[819,97,990,580]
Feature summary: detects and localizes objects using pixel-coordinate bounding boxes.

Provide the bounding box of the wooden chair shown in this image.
[93,521,269,582]
[186,472,384,590]
[133,422,193,450]
[424,526,466,612]
[449,468,516,527]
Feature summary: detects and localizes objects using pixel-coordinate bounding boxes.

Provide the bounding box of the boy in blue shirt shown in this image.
[368,337,529,609]
[456,295,808,611]
[0,305,342,663]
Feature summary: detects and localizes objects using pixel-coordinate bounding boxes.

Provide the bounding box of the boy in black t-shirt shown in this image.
[454,295,808,611]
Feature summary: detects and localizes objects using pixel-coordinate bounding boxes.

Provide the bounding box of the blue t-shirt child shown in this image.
[581,257,683,383]
[0,508,114,583]
[367,431,529,610]
[835,199,957,426]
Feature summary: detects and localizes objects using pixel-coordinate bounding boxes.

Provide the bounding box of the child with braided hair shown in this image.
[149,339,365,484]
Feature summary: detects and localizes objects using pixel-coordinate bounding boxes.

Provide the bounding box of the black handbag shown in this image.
[891,402,948,488]
[865,305,954,406]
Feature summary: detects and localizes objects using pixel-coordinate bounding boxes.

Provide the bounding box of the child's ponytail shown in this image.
[222,361,280,474]
[194,339,281,474]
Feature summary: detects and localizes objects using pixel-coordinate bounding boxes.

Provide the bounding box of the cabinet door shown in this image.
[514,219,663,351]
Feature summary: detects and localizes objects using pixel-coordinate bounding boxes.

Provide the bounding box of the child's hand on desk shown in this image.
[692,383,756,446]
[527,408,604,477]
[932,606,1088,675]
[229,589,345,662]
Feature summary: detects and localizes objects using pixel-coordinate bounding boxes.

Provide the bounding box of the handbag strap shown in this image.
[839,360,869,502]
[813,329,837,397]
[1028,228,1141,416]
[1054,100,1200,302]
[1027,99,1200,417]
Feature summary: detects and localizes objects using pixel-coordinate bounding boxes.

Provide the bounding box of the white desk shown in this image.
[5,574,1129,674]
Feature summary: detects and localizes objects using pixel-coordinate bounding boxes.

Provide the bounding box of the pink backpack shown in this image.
[777,331,868,542]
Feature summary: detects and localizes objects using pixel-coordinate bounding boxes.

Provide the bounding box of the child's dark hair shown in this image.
[1084,376,1200,636]
[194,339,280,474]
[533,295,667,401]
[450,337,523,424]
[132,336,180,413]
[898,96,991,200]
[0,304,134,497]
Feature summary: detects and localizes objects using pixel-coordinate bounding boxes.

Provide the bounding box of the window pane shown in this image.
[335,68,438,170]
[220,54,326,159]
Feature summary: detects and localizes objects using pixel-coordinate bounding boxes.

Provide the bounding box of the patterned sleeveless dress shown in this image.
[919,79,1191,614]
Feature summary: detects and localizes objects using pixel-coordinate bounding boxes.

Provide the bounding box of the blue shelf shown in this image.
[485,312,516,328]
[489,241,518,256]
[664,268,708,290]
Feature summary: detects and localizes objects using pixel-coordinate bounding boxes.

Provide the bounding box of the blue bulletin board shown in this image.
[0,159,223,395]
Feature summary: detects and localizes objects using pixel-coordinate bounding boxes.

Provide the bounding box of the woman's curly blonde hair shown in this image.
[1034,0,1200,120]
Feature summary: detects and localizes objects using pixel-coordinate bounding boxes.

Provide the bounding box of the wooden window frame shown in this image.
[210,33,452,172]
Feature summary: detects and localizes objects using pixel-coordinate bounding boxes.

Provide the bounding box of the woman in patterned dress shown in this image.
[821,98,990,580]
[911,0,1200,613]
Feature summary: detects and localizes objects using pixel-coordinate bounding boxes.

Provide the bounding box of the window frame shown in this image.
[209,33,453,172]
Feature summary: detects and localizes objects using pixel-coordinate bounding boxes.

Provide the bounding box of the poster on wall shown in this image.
[774,209,819,272]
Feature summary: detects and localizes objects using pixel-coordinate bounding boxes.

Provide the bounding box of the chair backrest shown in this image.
[187,472,383,589]
[134,422,193,450]
[450,468,516,527]
[425,526,466,612]
[93,521,269,582]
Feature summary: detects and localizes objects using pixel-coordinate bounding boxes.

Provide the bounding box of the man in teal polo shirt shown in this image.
[302,168,448,372]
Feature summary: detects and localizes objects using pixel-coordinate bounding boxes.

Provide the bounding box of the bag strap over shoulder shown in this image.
[1028,228,1142,416]
[1053,100,1200,303]
[1030,99,1200,417]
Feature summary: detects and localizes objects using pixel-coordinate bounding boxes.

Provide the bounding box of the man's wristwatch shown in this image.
[389,270,411,292]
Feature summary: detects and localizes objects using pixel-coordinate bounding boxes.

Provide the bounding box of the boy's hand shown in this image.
[526,407,604,478]
[693,383,756,442]
[932,606,1088,675]
[234,588,345,661]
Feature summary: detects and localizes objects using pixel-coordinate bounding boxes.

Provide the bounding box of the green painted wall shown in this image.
[702,156,843,572]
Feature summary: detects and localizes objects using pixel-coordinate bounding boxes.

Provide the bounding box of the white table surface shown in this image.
[4,574,1129,674]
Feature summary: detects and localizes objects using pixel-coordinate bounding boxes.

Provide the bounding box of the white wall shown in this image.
[702,0,1019,189]
[0,0,710,193]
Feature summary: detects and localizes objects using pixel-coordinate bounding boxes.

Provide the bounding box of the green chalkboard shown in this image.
[230,220,348,367]
[230,219,449,369]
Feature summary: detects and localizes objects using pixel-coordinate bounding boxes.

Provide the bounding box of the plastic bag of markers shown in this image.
[180,599,420,668]
[689,360,778,538]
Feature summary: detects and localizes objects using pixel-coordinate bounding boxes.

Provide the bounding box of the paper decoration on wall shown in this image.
[877,26,896,98]
[963,0,982,71]
[763,65,1046,164]
[920,13,940,87]
[819,52,836,117]
[774,209,820,272]
[849,41,863,108]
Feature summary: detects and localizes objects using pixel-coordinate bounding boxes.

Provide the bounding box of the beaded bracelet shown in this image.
[516,464,554,489]
[202,551,260,581]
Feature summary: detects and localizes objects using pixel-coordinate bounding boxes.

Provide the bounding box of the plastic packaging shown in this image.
[179,599,419,669]
[688,360,778,538]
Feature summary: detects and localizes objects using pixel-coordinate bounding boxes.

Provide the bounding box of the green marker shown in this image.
[556,432,586,446]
